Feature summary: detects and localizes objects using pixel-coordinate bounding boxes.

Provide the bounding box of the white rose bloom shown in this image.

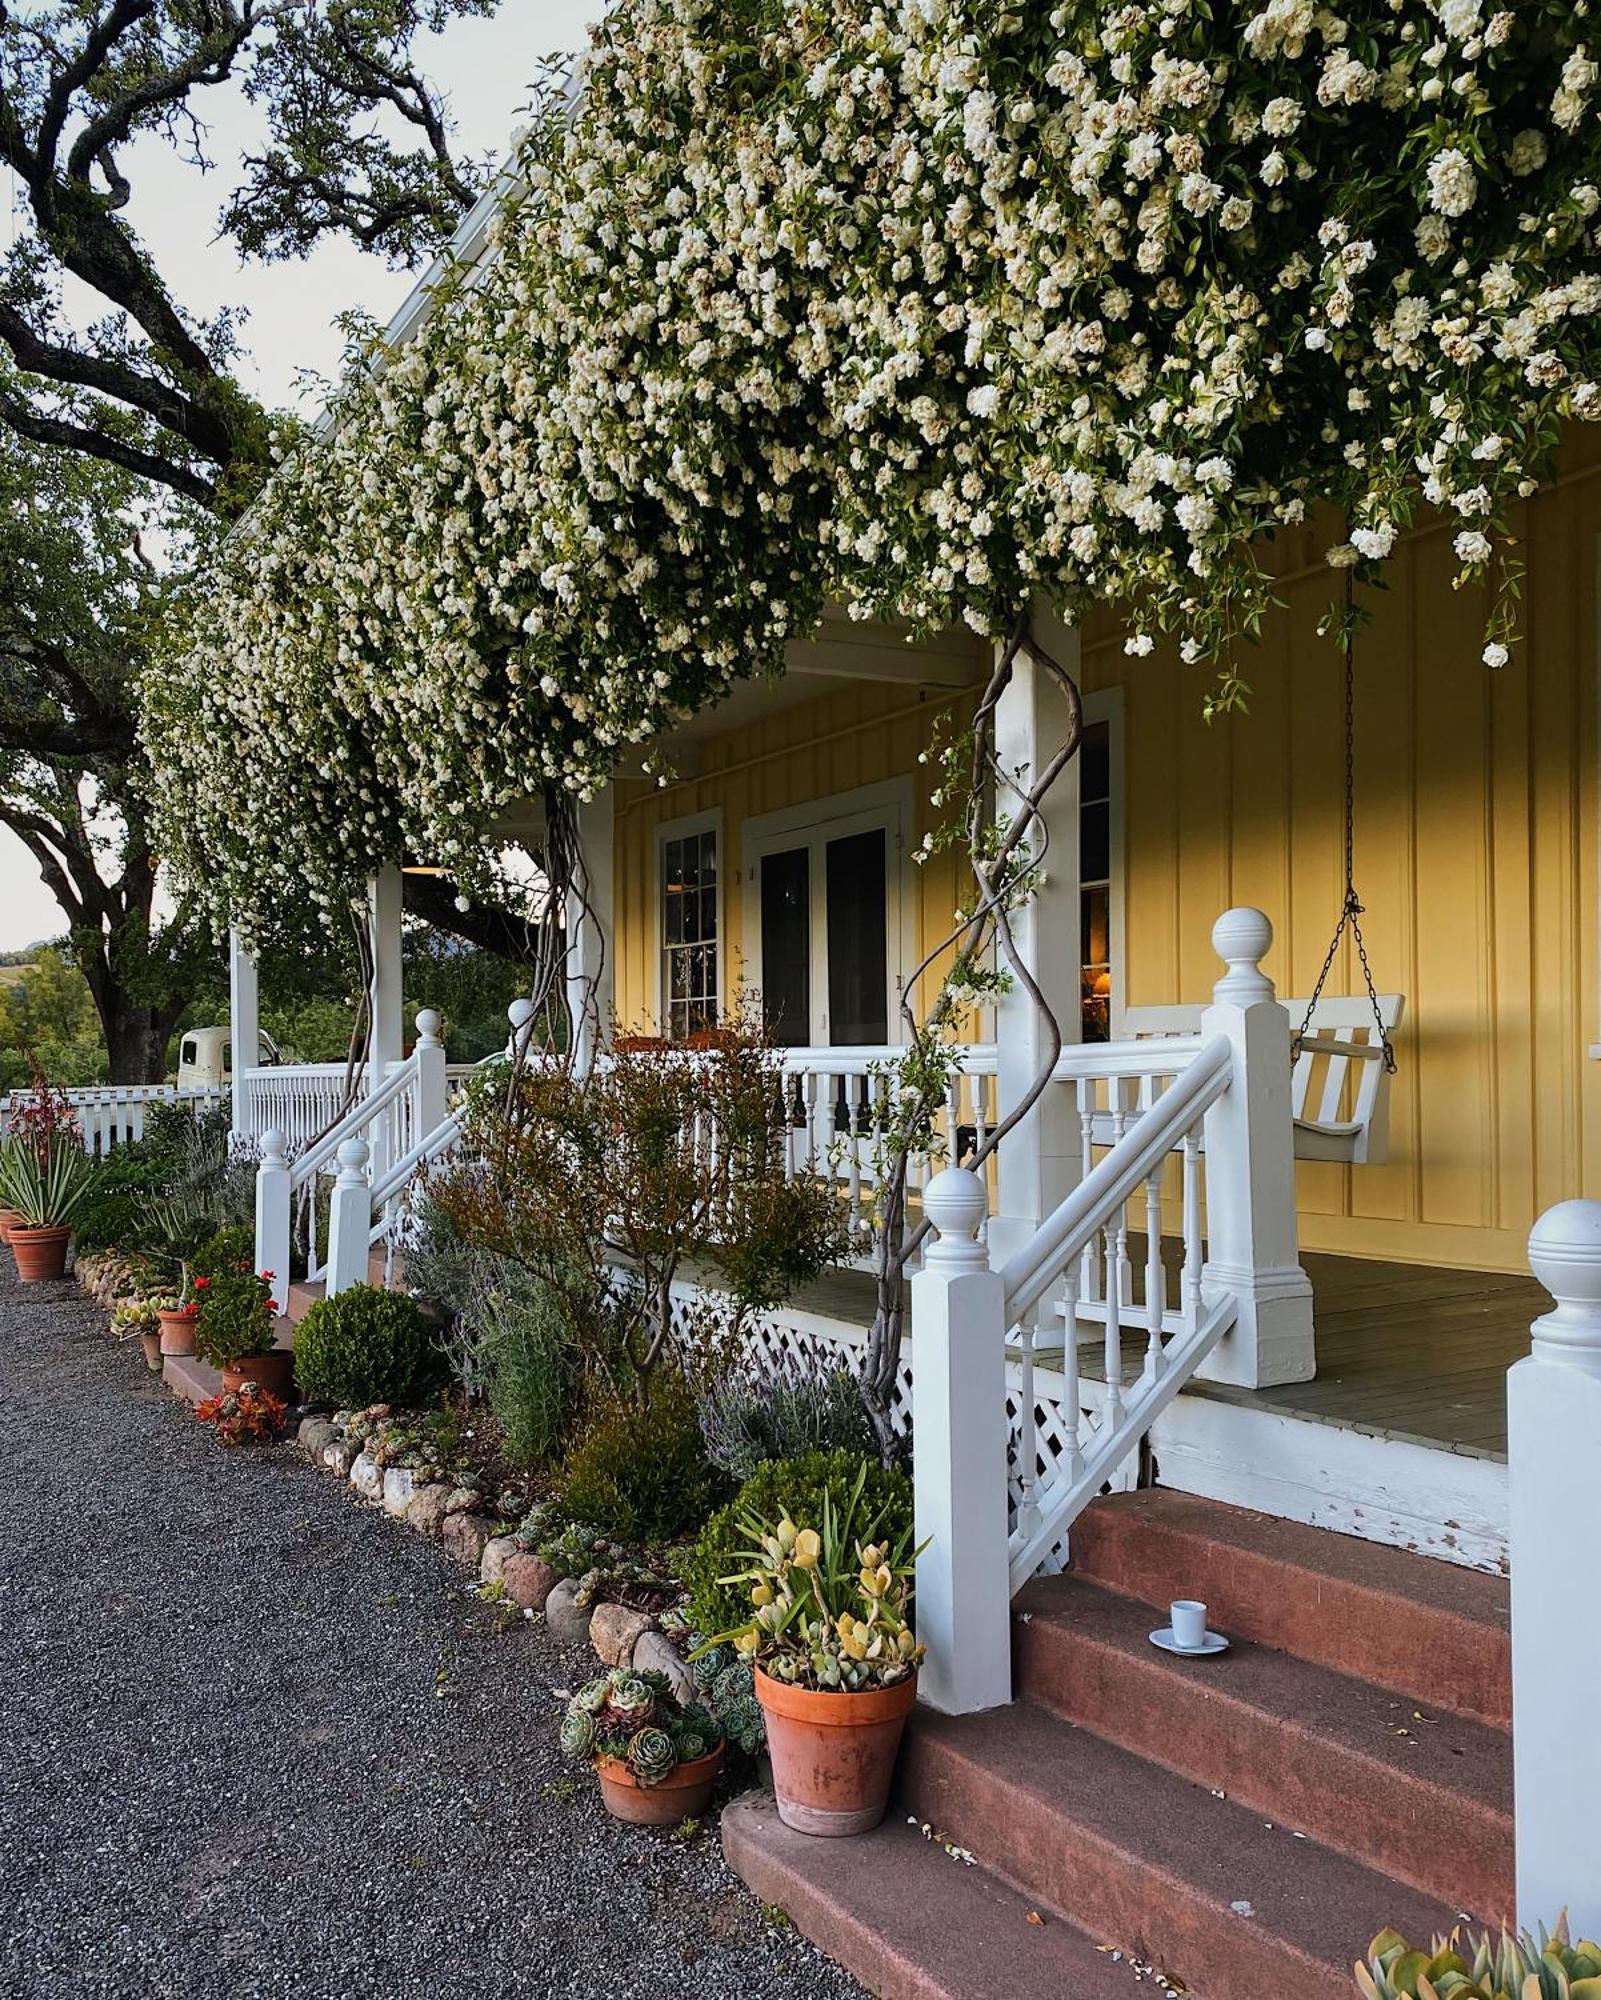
[1426,148,1478,217]
[1508,129,1549,177]
[1454,529,1493,563]
[1483,642,1510,668]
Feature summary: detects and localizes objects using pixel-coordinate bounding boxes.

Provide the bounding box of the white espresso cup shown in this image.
[1170,1599,1209,1651]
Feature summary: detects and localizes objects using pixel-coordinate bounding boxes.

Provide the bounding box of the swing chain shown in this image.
[1295,571,1398,1075]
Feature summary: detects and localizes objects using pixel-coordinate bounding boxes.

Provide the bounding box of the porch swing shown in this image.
[1123,580,1405,1167]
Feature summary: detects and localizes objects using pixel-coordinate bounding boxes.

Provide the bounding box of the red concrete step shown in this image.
[285,1250,393,1325]
[1068,1489,1511,1728]
[721,1789,1162,2000]
[1013,1575,1512,1921]
[899,1702,1459,2000]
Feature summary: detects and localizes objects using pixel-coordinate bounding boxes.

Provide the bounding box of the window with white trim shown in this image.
[660,824,719,1040]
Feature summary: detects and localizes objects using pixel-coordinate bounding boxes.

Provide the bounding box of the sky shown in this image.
[0,1,598,953]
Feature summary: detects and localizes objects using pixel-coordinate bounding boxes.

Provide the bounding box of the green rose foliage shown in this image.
[145,0,1601,946]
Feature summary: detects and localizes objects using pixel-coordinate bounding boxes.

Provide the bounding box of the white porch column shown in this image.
[1510,1200,1601,1939]
[988,622,1082,1264]
[228,926,260,1142]
[367,864,405,1085]
[565,786,614,1074]
[1197,907,1316,1388]
[912,1166,1013,1714]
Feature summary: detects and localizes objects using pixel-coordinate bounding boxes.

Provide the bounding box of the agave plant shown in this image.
[1357,1918,1601,2000]
[0,1137,97,1230]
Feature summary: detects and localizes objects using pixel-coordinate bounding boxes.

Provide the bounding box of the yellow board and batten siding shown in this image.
[611,433,1601,1276]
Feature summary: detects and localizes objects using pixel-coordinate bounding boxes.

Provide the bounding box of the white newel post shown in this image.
[1197,907,1315,1389]
[1509,1200,1601,1939]
[566,787,614,1076]
[989,627,1083,1263]
[255,1129,290,1296]
[912,1167,1014,1714]
[412,1008,447,1137]
[228,926,260,1144]
[326,1138,372,1297]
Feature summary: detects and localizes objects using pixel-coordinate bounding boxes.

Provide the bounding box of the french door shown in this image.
[743,790,906,1049]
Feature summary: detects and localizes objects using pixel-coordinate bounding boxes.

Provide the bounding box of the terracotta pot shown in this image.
[595,1745,724,1827]
[220,1349,294,1399]
[0,1208,22,1244]
[755,1665,917,1837]
[157,1306,199,1358]
[11,1225,70,1283]
[138,1329,163,1374]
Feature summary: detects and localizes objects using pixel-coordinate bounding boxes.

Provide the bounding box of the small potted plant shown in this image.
[154,1282,201,1358]
[0,1137,97,1281]
[194,1265,292,1397]
[559,1668,725,1826]
[703,1464,924,1836]
[112,1295,164,1373]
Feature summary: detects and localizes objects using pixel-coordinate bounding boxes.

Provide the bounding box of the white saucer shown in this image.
[1149,1626,1230,1657]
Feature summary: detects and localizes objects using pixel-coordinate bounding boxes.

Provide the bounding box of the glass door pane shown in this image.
[825,828,888,1045]
[760,846,811,1046]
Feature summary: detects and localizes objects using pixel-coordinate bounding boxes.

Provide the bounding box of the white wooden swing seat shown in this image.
[1108,992,1406,1166]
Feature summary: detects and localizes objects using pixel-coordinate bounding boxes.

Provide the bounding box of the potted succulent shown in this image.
[559,1668,725,1827]
[0,1137,97,1281]
[112,1295,164,1373]
[703,1465,924,1836]
[194,1265,292,1397]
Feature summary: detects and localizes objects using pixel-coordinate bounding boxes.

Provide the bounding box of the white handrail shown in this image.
[1001,1036,1233,1325]
[289,1057,418,1191]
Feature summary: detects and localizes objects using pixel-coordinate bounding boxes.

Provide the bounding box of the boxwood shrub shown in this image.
[683,1446,913,1639]
[294,1283,441,1408]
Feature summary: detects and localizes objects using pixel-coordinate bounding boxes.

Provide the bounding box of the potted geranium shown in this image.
[559,1668,725,1827]
[112,1295,164,1373]
[0,1137,97,1281]
[154,1281,201,1357]
[194,1265,292,1397]
[704,1465,924,1836]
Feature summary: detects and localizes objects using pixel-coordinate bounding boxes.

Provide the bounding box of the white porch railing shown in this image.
[1,1082,226,1157]
[255,1009,450,1289]
[911,907,1315,1714]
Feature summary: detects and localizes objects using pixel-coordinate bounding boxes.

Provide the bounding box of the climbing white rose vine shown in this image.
[145,0,1601,952]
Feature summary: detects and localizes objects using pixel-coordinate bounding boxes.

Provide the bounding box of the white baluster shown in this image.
[1145,1162,1167,1381]
[1078,1077,1101,1303]
[1103,1223,1124,1431]
[1060,1265,1084,1482]
[846,1072,864,1237]
[1182,1131,1203,1332]
[1014,1298,1044,1552]
[1110,1081,1134,1307]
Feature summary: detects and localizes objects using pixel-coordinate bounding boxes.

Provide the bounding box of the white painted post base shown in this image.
[254,1129,290,1293]
[912,1167,1013,1714]
[412,1008,447,1137]
[326,1138,372,1297]
[1198,908,1315,1389]
[1510,1200,1601,1939]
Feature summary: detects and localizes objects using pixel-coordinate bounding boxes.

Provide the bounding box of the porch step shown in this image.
[898,1702,1459,1999]
[1068,1488,1511,1729]
[721,1791,1159,2000]
[285,1250,391,1325]
[1013,1575,1512,1919]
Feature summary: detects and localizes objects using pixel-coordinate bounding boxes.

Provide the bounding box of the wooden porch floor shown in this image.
[784,1248,1544,1462]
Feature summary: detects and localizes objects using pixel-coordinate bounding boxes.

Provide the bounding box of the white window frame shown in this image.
[1080,686,1128,1042]
[654,807,723,1040]
[740,777,914,1049]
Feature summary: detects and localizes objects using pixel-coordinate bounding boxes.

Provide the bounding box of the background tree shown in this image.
[0,0,540,1076]
[0,417,213,1081]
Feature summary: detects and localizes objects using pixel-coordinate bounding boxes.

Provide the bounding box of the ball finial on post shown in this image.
[414,1007,443,1048]
[1211,906,1276,1006]
[335,1136,371,1183]
[923,1166,991,1272]
[1528,1199,1601,1375]
[260,1127,286,1166]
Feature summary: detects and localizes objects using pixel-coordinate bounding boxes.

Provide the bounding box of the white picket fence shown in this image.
[1,1082,226,1157]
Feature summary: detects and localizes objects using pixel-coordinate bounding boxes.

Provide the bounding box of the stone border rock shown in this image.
[294,1413,690,1693]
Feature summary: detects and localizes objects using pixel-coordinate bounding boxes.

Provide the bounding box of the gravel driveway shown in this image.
[0,1260,863,2000]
